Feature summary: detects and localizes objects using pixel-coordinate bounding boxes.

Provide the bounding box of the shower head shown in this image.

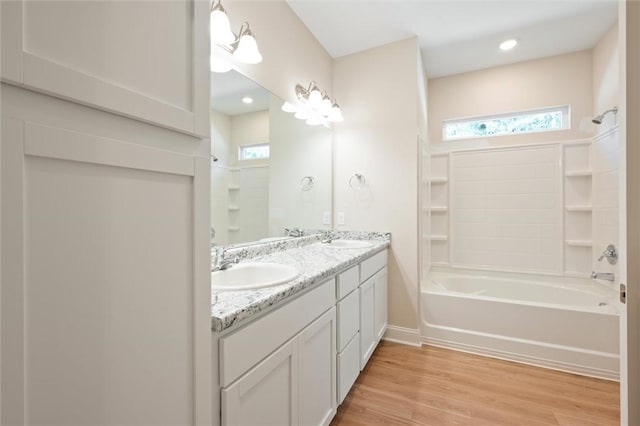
[592,106,618,125]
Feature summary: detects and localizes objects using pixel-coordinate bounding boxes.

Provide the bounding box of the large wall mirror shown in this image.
[210,70,332,246]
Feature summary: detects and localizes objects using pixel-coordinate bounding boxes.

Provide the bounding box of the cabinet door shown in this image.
[298,308,337,426]
[359,278,376,370]
[374,267,388,342]
[222,340,298,426]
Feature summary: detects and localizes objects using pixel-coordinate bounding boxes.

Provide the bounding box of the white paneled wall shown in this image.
[426,139,610,278]
[450,146,563,273]
[592,127,620,285]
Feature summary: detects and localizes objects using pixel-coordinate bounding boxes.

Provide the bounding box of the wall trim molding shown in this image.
[382,325,422,347]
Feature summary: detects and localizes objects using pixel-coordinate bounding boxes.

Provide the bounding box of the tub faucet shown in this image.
[591,271,615,282]
[597,244,618,265]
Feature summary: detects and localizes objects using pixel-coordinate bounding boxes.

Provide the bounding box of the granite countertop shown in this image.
[211,232,390,332]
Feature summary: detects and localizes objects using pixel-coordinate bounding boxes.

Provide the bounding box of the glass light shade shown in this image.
[294,109,310,120]
[319,97,333,116]
[233,34,263,64]
[211,54,232,73]
[308,88,322,108]
[306,114,327,126]
[327,106,344,123]
[210,9,235,46]
[281,101,297,113]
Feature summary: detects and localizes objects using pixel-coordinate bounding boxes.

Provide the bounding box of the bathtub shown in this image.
[422,269,620,380]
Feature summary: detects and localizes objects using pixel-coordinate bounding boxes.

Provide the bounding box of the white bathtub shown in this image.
[422,269,620,380]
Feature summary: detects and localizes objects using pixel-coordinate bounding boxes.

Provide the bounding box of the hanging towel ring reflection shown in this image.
[300,176,315,191]
[349,173,366,190]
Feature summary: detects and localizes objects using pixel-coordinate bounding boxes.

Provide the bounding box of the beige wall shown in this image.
[224,0,333,106]
[428,50,594,148]
[230,110,269,166]
[334,38,420,331]
[593,24,619,117]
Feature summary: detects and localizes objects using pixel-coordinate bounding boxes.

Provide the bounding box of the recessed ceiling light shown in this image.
[242,96,253,104]
[499,39,518,51]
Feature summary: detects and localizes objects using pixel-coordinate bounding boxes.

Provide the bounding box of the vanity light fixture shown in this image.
[210,0,262,73]
[281,81,344,126]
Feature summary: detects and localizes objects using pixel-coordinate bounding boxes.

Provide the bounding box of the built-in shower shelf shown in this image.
[429,235,448,241]
[565,240,593,247]
[430,206,448,212]
[430,177,448,184]
[228,226,240,232]
[227,205,240,211]
[565,170,592,177]
[228,186,240,191]
[565,205,593,212]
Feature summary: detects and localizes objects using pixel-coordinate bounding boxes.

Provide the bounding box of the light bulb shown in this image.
[233,33,263,64]
[210,7,235,46]
[327,105,344,123]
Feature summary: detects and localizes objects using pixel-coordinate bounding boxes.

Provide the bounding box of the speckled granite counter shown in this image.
[211,232,391,332]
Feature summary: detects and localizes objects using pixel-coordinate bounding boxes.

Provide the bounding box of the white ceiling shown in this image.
[286,0,618,78]
[210,70,271,115]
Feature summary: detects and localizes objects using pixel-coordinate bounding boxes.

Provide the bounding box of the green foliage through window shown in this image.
[443,106,568,141]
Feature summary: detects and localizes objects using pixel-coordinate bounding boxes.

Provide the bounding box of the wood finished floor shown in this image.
[331,341,619,426]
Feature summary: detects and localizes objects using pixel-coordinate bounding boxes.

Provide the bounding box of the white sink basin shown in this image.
[320,240,373,249]
[212,262,300,291]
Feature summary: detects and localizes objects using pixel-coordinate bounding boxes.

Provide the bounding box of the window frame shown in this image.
[442,105,571,142]
[238,143,270,161]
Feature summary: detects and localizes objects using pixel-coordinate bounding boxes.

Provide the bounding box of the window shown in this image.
[239,143,269,160]
[443,105,570,141]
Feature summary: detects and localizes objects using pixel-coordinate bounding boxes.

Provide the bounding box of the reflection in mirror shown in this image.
[210,70,332,246]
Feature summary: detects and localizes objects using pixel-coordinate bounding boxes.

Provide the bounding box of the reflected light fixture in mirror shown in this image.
[210,0,263,73]
[281,81,344,126]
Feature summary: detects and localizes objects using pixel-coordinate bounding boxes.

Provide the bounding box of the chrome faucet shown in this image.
[321,232,334,244]
[591,271,615,282]
[285,227,303,237]
[212,249,239,271]
[597,244,618,265]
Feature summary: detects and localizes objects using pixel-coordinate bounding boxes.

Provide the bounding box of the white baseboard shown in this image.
[382,325,422,347]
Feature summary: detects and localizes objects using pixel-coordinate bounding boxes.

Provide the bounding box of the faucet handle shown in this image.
[597,244,618,265]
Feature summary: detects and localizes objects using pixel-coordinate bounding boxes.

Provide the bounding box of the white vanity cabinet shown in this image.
[336,266,361,404]
[216,247,389,425]
[219,279,336,426]
[359,250,388,369]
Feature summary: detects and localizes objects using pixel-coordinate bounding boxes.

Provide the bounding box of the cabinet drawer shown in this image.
[220,278,335,387]
[337,332,360,404]
[360,249,387,283]
[337,289,359,352]
[337,265,359,300]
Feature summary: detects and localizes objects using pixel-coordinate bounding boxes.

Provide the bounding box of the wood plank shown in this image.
[331,341,619,426]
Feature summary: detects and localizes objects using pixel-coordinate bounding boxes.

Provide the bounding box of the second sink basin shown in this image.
[320,240,373,249]
[212,262,300,291]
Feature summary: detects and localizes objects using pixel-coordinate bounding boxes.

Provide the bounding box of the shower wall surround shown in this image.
[427,139,601,278]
